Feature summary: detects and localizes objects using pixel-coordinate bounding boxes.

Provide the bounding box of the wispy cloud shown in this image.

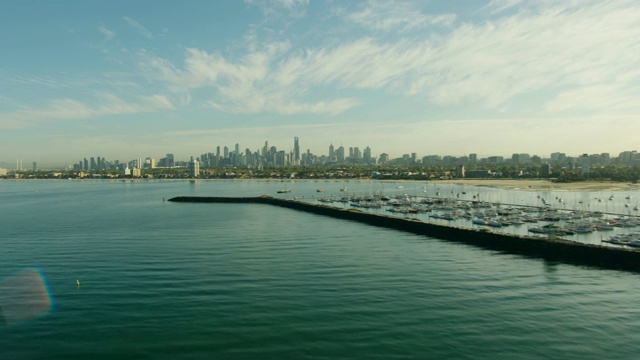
[137,1,640,118]
[143,44,360,115]
[346,0,456,31]
[0,94,173,129]
[98,25,116,40]
[245,0,310,18]
[122,16,152,38]
[484,0,524,14]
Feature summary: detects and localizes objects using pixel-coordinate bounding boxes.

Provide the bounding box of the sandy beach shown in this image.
[428,179,640,192]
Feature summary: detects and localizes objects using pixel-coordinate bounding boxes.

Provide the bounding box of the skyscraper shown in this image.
[363,147,372,164]
[336,146,345,162]
[293,136,300,165]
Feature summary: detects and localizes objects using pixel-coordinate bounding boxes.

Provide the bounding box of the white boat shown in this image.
[472,218,487,225]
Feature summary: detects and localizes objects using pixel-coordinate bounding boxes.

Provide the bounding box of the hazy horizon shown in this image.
[2,1,639,166]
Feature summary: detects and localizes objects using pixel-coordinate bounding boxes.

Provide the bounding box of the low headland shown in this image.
[169,195,640,273]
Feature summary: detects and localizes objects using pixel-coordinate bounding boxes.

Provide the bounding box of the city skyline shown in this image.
[3,135,638,171]
[2,1,640,166]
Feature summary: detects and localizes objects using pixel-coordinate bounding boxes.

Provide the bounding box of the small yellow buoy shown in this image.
[76,279,80,287]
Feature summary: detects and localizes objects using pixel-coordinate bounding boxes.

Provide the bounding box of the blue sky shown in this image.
[1,0,639,167]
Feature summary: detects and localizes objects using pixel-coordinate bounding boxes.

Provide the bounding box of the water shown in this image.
[1,180,640,359]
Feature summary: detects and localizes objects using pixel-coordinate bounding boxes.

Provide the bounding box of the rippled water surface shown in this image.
[1,180,640,359]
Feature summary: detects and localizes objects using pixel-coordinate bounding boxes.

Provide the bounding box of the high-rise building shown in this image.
[293,136,300,165]
[275,151,286,166]
[188,157,200,177]
[336,146,345,162]
[329,144,335,162]
[363,147,372,164]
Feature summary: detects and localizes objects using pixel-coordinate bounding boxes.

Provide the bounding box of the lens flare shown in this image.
[0,268,54,326]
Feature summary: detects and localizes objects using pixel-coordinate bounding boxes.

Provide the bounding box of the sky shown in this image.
[1,0,640,168]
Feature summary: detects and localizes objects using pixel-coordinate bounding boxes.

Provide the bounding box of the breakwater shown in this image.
[169,196,640,273]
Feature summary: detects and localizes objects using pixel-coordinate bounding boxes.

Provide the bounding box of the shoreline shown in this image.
[3,178,639,192]
[427,179,640,192]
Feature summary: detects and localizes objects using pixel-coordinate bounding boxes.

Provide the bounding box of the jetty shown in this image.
[169,196,640,273]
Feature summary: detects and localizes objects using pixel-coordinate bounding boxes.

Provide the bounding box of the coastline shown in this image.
[3,177,639,192]
[427,179,640,192]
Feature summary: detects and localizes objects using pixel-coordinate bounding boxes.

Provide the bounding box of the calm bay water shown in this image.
[1,180,640,359]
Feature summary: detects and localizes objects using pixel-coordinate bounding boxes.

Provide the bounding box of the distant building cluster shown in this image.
[194,140,375,170]
[5,137,640,179]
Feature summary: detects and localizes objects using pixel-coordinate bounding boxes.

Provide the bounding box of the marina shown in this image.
[170,181,640,273]
[280,181,640,250]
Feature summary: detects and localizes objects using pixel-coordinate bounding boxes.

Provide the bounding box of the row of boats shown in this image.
[313,194,640,247]
[603,233,640,247]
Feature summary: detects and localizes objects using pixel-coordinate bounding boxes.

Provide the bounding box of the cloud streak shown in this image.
[98,25,116,39]
[123,16,152,38]
[0,94,174,129]
[346,0,456,31]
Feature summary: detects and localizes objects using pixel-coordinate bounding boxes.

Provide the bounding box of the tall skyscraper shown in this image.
[329,144,335,162]
[293,137,300,165]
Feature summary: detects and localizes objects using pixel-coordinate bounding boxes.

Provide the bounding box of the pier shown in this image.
[169,196,640,273]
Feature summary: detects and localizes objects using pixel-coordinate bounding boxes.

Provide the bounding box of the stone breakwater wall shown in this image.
[169,196,640,273]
